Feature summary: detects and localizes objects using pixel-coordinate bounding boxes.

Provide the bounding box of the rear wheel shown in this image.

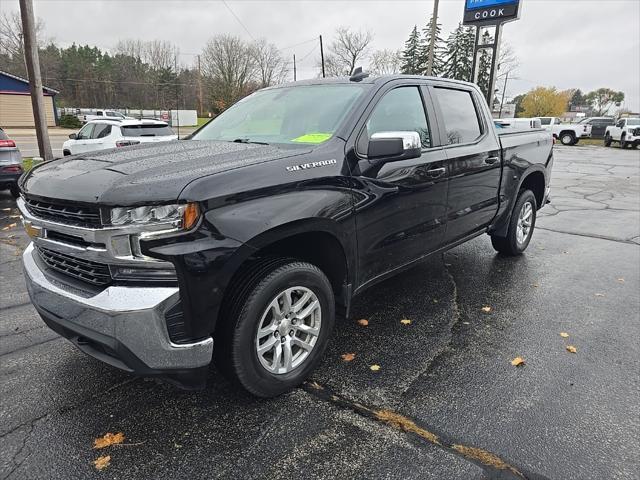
[490,189,537,256]
[560,132,576,146]
[215,259,335,397]
[9,184,19,198]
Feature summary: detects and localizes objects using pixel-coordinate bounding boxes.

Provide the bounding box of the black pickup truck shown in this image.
[18,74,553,396]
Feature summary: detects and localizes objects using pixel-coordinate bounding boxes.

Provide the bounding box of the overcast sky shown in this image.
[4,0,640,111]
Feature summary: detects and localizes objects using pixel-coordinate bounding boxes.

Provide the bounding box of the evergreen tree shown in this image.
[417,15,445,76]
[476,31,493,99]
[400,25,421,74]
[459,26,476,82]
[442,23,464,80]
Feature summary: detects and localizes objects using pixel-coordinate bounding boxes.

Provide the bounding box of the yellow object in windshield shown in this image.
[291,133,332,144]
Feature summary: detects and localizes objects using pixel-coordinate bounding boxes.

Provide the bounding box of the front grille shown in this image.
[633,128,640,136]
[25,198,102,227]
[37,246,112,286]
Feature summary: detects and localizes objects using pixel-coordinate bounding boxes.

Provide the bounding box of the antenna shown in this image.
[349,67,369,82]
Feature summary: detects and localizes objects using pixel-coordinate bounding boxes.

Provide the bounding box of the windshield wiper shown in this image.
[232,138,269,145]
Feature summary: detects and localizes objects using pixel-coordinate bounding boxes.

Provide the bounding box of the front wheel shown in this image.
[215,259,335,397]
[620,136,628,149]
[9,184,20,198]
[560,133,576,146]
[604,135,612,147]
[490,189,537,256]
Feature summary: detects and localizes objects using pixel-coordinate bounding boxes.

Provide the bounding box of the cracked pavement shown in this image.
[1,145,639,479]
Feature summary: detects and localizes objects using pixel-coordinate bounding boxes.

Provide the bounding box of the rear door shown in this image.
[431,85,502,243]
[351,82,449,287]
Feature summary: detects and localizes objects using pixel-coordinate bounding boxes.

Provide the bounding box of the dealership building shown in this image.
[0,70,58,127]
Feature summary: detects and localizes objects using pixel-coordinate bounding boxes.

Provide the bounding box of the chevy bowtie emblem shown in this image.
[286,159,337,172]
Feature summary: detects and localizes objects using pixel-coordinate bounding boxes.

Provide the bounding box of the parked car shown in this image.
[0,127,23,198]
[495,117,542,129]
[63,119,178,156]
[82,110,133,123]
[577,117,615,139]
[18,74,553,396]
[539,117,592,145]
[604,117,640,149]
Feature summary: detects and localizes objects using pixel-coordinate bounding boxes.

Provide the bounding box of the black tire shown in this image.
[214,258,335,397]
[490,189,537,256]
[604,134,612,147]
[560,132,575,146]
[9,184,20,198]
[620,136,627,149]
[63,150,71,156]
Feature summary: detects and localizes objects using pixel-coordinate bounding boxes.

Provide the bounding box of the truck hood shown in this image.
[21,140,310,205]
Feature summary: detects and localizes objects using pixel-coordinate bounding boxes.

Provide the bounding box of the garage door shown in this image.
[0,93,56,127]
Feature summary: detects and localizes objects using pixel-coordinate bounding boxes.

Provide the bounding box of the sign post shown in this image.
[463,0,522,106]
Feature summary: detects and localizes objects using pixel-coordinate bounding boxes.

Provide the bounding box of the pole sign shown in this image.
[463,0,521,25]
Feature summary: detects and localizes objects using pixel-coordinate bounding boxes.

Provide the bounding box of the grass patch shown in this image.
[22,157,34,171]
[197,117,212,127]
[575,138,606,146]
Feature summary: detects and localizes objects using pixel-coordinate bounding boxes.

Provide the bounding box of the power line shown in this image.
[298,43,318,63]
[221,0,256,42]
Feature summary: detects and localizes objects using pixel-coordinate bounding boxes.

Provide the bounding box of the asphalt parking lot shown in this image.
[1,145,638,480]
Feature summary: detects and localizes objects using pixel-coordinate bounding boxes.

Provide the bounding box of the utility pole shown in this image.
[426,0,440,76]
[499,71,509,118]
[19,0,53,160]
[174,54,180,138]
[293,54,297,81]
[319,35,325,78]
[197,54,203,117]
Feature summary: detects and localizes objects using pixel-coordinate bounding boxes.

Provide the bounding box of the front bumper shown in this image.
[23,243,213,389]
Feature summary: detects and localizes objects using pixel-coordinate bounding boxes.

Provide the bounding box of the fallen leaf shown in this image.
[463,321,470,325]
[341,353,356,362]
[432,299,439,304]
[531,283,539,288]
[370,364,381,372]
[594,293,605,297]
[559,332,569,338]
[94,432,125,449]
[1,208,11,211]
[93,455,111,471]
[357,319,369,326]
[510,357,525,367]
[617,278,625,283]
[563,251,569,254]
[566,345,577,353]
[481,306,492,313]
[400,319,412,325]
[1,223,17,231]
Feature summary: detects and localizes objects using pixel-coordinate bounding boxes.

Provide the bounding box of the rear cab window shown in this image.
[433,87,482,145]
[121,125,175,137]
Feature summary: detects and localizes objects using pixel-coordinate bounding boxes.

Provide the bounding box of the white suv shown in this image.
[604,118,640,149]
[63,119,178,156]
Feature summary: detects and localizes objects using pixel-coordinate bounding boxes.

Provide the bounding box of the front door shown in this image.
[431,86,502,243]
[71,123,95,154]
[351,84,448,288]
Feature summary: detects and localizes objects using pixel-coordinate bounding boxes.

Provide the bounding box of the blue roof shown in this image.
[0,70,59,95]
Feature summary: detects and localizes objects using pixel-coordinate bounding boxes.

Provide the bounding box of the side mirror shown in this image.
[68,133,77,140]
[367,131,421,162]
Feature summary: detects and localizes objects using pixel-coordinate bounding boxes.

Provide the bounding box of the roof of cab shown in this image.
[87,118,169,127]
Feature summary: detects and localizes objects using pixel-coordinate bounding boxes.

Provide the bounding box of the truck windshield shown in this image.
[626,119,640,126]
[192,84,369,145]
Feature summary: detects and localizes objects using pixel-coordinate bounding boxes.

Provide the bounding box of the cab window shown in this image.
[92,124,112,139]
[357,86,431,154]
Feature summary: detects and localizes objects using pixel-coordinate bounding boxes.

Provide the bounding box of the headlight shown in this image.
[110,203,200,230]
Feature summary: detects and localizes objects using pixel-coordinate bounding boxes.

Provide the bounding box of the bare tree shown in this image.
[114,39,178,71]
[201,34,257,109]
[323,27,373,77]
[251,40,288,88]
[369,49,403,75]
[0,10,44,57]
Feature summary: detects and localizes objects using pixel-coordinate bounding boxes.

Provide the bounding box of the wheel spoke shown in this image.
[280,289,292,315]
[257,322,277,339]
[291,291,312,314]
[257,336,277,355]
[272,342,283,370]
[283,339,293,371]
[295,300,319,321]
[292,336,314,351]
[294,322,320,336]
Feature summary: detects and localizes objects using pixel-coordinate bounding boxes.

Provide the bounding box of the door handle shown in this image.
[485,156,499,165]
[426,167,446,178]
